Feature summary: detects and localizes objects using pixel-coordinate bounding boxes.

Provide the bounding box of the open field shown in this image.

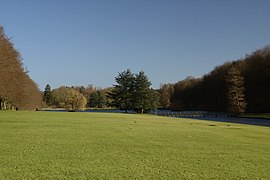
[0,111,270,179]
[241,113,270,119]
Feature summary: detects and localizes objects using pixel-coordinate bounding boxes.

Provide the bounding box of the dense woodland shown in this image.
[163,46,270,113]
[1,25,270,113]
[0,26,41,110]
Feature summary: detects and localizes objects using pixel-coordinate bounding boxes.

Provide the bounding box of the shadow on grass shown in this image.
[188,116,270,127]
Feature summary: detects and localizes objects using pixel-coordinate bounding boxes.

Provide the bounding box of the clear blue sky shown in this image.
[1,0,270,89]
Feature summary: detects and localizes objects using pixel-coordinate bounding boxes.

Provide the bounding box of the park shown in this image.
[1,1,270,179]
[0,111,269,179]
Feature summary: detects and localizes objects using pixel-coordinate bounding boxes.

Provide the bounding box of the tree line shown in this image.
[43,84,111,111]
[43,69,159,113]
[43,46,270,114]
[159,46,270,113]
[1,25,269,113]
[0,26,41,110]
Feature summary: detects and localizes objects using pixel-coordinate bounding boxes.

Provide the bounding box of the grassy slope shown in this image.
[0,111,269,179]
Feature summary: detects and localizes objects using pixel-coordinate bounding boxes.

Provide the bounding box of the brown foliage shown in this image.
[225,66,247,114]
[0,26,41,110]
[170,45,270,113]
[159,83,174,109]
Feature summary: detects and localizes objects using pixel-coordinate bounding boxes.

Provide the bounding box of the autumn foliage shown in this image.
[0,26,41,110]
[225,66,247,114]
[169,46,270,113]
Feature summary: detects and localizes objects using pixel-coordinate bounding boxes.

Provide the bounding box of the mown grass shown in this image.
[0,111,270,179]
[241,113,270,119]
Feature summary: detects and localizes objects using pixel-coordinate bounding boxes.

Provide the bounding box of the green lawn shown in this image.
[241,113,270,119]
[0,111,269,179]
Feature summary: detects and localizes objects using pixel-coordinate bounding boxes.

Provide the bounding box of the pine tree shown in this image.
[43,84,53,106]
[133,71,159,113]
[225,66,247,115]
[88,91,107,108]
[108,69,159,113]
[107,69,135,112]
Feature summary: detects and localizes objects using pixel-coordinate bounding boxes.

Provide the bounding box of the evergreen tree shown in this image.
[88,91,107,108]
[43,84,53,106]
[107,69,135,112]
[225,66,247,115]
[133,71,159,113]
[108,69,159,113]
